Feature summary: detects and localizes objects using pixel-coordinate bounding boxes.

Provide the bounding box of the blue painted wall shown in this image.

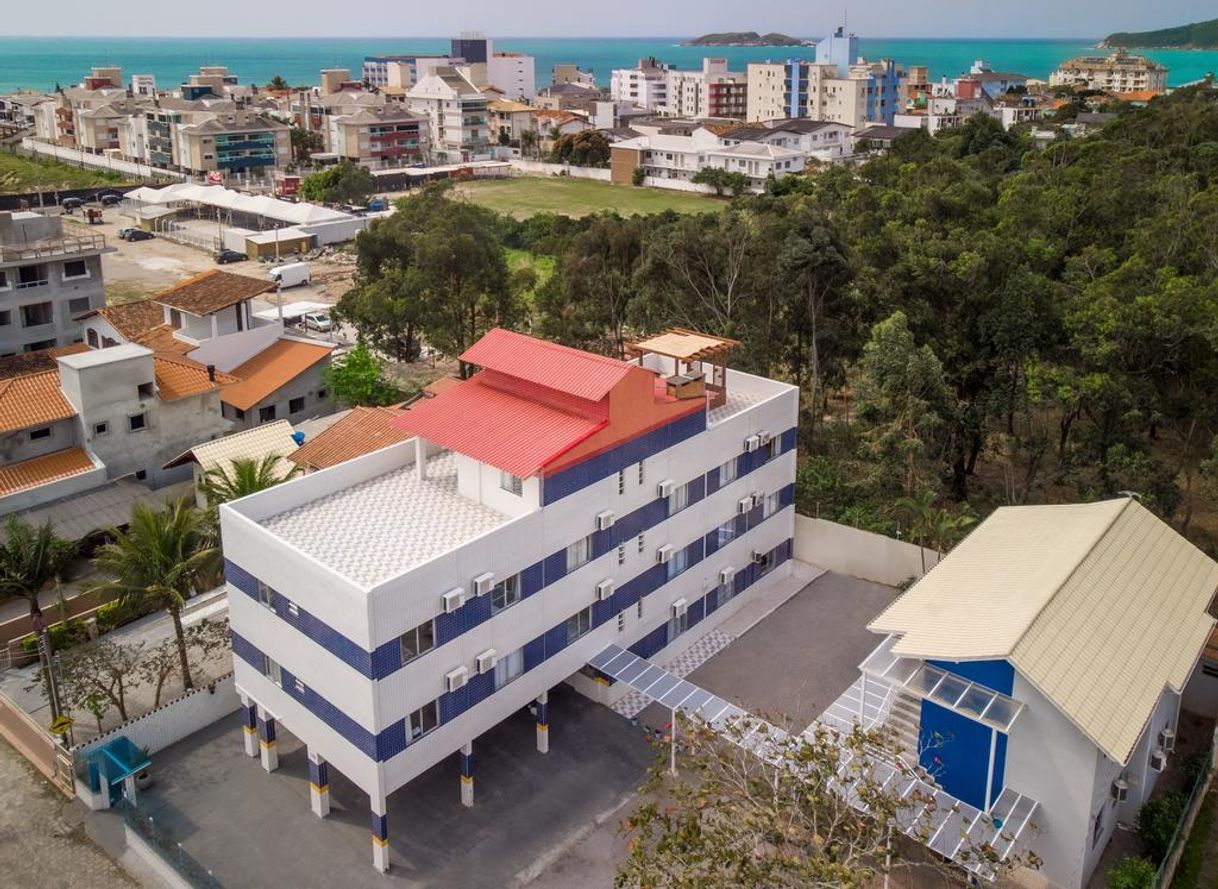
[917,659,1013,810]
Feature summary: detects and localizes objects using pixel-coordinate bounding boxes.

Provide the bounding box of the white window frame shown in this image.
[490,574,521,613]
[666,546,690,580]
[763,491,781,519]
[668,480,691,515]
[400,619,436,664]
[256,580,274,609]
[566,535,591,572]
[718,458,738,486]
[493,646,524,690]
[499,469,523,496]
[262,653,282,687]
[566,605,593,643]
[408,700,439,742]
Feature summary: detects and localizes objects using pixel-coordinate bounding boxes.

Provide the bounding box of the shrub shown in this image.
[20,617,90,656]
[1107,856,1156,889]
[631,167,645,187]
[95,598,156,633]
[1136,791,1187,863]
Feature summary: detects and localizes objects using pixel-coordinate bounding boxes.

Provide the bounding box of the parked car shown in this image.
[60,197,83,210]
[214,248,247,265]
[125,229,154,242]
[99,193,123,206]
[301,312,332,333]
[267,262,310,288]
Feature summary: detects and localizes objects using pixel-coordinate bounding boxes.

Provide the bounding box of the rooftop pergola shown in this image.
[625,328,740,408]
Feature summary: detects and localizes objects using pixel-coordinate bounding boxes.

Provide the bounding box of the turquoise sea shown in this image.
[1,36,1216,94]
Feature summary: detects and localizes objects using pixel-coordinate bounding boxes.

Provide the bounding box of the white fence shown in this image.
[508,159,612,181]
[641,175,721,194]
[73,673,240,760]
[794,515,942,587]
[21,138,186,182]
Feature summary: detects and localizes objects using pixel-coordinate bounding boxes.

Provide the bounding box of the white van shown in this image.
[267,262,310,289]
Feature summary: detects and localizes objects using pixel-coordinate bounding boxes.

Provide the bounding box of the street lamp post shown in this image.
[31,612,62,721]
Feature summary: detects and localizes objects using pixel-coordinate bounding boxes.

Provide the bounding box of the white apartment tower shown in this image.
[222,328,798,872]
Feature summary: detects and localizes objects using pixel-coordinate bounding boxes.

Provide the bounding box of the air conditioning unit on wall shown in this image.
[441,587,465,613]
[1159,728,1176,751]
[737,496,753,515]
[671,598,688,617]
[656,479,675,498]
[1111,778,1128,802]
[472,572,495,596]
[596,510,616,531]
[445,666,469,692]
[596,579,615,601]
[719,567,735,585]
[656,544,674,564]
[743,435,760,452]
[476,650,497,674]
[1149,748,1166,772]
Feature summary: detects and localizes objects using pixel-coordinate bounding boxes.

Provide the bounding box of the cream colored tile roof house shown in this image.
[835,497,1218,889]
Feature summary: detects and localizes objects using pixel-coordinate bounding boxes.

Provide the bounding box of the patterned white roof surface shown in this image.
[261,452,508,587]
[870,498,1218,764]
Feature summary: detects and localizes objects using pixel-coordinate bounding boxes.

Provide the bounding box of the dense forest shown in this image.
[1103,18,1218,49]
[337,83,1218,554]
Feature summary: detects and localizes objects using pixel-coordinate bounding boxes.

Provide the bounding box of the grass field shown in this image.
[0,152,132,195]
[456,176,722,218]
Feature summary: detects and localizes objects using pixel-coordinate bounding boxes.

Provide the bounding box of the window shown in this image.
[63,260,88,280]
[637,461,645,484]
[0,271,8,290]
[400,620,435,664]
[566,535,591,572]
[137,382,154,400]
[85,327,97,347]
[258,406,276,423]
[756,549,774,577]
[618,469,625,495]
[170,309,182,329]
[499,470,523,496]
[408,701,439,741]
[617,612,625,632]
[262,654,282,687]
[763,492,781,519]
[93,421,108,436]
[493,646,524,690]
[317,388,329,400]
[1092,805,1105,849]
[21,302,52,327]
[637,599,644,619]
[716,518,738,547]
[666,545,690,580]
[128,413,146,432]
[668,480,691,515]
[565,605,592,643]
[490,574,520,613]
[68,296,91,314]
[28,427,51,441]
[617,543,626,566]
[718,458,738,486]
[765,436,781,461]
[256,580,274,609]
[637,532,645,554]
[134,469,147,481]
[287,396,306,415]
[233,408,246,421]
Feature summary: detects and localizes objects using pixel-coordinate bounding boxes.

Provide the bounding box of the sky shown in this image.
[5,0,1216,38]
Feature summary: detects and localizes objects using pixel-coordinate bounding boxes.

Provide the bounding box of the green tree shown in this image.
[549,130,611,166]
[290,126,323,165]
[299,161,375,205]
[855,312,955,498]
[692,166,749,196]
[267,75,290,91]
[91,499,220,691]
[631,166,646,186]
[520,129,539,160]
[1106,857,1156,889]
[334,267,426,361]
[323,343,401,407]
[0,517,74,619]
[202,455,300,507]
[893,489,977,573]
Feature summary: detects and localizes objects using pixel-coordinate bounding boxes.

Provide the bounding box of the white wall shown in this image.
[21,137,186,181]
[73,673,241,759]
[793,515,941,586]
[508,161,611,181]
[1184,658,1218,718]
[188,324,282,374]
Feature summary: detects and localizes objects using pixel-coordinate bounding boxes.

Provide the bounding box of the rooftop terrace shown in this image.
[261,451,510,587]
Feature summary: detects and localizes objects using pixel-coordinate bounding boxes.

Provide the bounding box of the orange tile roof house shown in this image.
[0,343,235,520]
[76,270,338,431]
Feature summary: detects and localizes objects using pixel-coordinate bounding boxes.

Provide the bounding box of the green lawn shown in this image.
[0,152,132,195]
[456,176,722,218]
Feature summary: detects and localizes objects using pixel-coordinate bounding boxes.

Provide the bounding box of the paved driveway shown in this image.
[135,687,652,888]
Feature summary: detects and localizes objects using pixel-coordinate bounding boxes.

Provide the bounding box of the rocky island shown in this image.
[684,31,807,47]
[1102,17,1218,50]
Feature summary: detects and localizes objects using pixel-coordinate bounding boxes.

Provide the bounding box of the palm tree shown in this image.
[520,129,538,160]
[201,455,300,507]
[894,491,978,575]
[0,517,74,619]
[91,499,219,691]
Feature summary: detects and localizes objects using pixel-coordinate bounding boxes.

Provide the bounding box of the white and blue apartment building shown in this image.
[220,328,798,871]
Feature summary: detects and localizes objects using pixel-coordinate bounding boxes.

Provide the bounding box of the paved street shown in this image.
[0,738,133,888]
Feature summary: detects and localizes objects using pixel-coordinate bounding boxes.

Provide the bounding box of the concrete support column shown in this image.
[460,741,474,808]
[257,706,278,773]
[371,792,390,873]
[240,693,258,757]
[308,749,330,818]
[536,691,549,754]
[122,772,138,806]
[414,437,427,480]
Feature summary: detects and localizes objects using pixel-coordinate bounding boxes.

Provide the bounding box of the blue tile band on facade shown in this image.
[308,757,329,789]
[242,703,257,732]
[460,750,474,778]
[233,529,794,765]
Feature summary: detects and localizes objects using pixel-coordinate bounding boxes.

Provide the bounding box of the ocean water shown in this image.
[1,36,1216,94]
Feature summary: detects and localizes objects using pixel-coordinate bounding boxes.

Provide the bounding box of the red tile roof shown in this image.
[461,328,631,402]
[0,447,97,496]
[396,375,605,478]
[290,405,414,470]
[222,339,333,412]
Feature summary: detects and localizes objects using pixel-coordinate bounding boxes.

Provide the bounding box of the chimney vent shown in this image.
[206,364,216,381]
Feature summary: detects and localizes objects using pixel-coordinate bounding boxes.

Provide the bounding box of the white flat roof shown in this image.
[253,301,329,322]
[260,451,509,587]
[58,343,152,368]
